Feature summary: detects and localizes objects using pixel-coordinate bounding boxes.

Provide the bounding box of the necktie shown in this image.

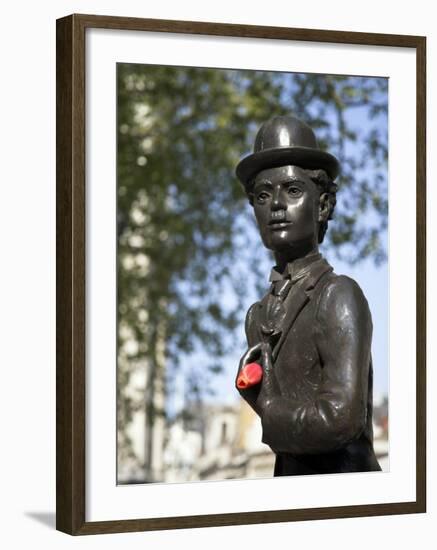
[261,278,292,343]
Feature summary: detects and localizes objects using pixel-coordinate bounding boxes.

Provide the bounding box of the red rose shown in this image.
[236,362,263,389]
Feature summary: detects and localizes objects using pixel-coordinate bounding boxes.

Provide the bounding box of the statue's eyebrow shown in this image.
[254,176,306,191]
[253,179,273,190]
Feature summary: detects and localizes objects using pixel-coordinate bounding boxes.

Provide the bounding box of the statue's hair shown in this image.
[246,168,338,244]
[305,169,338,243]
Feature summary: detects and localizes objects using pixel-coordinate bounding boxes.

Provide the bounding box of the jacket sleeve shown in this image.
[260,276,372,455]
[245,302,260,348]
[236,302,263,415]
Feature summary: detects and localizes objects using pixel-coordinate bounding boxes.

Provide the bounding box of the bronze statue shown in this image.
[235,115,381,475]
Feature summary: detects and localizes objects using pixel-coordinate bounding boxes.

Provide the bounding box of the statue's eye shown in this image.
[256,191,270,202]
[287,186,302,197]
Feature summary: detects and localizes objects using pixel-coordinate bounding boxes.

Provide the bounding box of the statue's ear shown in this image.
[318,192,330,223]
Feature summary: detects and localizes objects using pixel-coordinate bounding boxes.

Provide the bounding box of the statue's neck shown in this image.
[274,246,320,274]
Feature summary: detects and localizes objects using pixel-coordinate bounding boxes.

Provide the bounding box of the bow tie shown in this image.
[260,278,293,340]
[271,278,292,298]
[269,253,322,286]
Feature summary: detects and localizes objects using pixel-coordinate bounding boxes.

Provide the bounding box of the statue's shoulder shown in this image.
[316,273,372,328]
[245,301,260,336]
[245,298,271,346]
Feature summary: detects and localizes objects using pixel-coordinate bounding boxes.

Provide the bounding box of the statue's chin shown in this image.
[266,242,298,257]
[265,238,317,260]
[264,232,296,251]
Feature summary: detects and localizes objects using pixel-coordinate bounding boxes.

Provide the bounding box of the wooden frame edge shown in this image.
[56,14,74,534]
[73,12,424,47]
[56,13,427,535]
[415,36,426,514]
[56,14,87,535]
[72,501,421,536]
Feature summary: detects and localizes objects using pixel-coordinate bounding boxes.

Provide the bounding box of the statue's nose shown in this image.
[271,187,286,211]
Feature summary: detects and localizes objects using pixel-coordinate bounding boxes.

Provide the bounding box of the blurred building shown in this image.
[373,394,389,471]
[163,400,275,482]
[163,394,389,481]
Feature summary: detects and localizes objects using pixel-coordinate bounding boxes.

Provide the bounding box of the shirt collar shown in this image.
[269,253,322,283]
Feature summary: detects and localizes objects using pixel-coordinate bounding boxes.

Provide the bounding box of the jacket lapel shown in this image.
[271,284,309,360]
[271,259,333,360]
[246,258,333,355]
[246,302,264,347]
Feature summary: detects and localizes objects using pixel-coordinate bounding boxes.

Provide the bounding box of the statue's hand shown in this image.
[236,343,280,416]
[235,343,263,391]
[256,343,280,411]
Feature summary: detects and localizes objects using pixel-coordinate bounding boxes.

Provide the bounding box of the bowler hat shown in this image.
[236,115,340,188]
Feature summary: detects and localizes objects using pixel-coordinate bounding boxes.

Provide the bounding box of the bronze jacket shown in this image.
[241,255,381,475]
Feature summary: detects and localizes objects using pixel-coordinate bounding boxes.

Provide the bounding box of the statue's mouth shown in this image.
[268,212,291,228]
[268,210,291,227]
[268,221,291,230]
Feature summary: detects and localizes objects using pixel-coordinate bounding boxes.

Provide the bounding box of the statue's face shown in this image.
[252,165,320,257]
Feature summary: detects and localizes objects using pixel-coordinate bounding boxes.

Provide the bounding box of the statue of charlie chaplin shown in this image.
[235,115,381,475]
